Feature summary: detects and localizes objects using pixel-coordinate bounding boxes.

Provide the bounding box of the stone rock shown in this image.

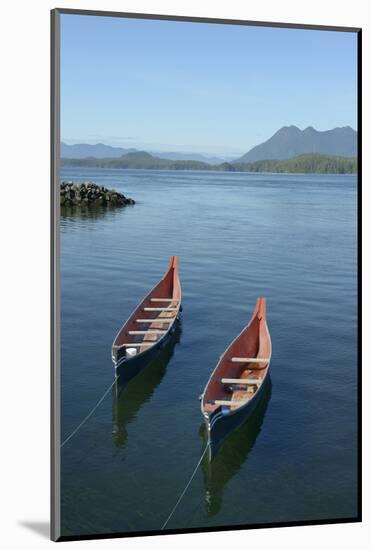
[60,180,134,209]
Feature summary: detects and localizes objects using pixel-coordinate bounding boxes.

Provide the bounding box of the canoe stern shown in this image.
[204,376,269,460]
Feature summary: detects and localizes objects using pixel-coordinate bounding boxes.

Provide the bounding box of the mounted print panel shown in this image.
[51,8,361,542]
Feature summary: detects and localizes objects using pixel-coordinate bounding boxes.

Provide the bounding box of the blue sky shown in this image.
[61,14,357,156]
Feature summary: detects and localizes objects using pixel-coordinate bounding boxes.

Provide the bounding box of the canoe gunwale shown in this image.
[111,256,181,366]
[201,298,272,422]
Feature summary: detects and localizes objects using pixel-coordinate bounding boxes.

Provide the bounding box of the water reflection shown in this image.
[112,323,181,448]
[200,376,272,516]
[60,203,131,226]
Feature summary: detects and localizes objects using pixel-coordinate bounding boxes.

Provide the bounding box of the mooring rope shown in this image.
[61,378,117,448]
[161,443,209,530]
[61,376,209,529]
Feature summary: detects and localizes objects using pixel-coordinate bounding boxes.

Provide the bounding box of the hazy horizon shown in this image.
[61,123,357,160]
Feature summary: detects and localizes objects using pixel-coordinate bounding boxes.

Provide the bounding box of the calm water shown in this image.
[60,168,358,537]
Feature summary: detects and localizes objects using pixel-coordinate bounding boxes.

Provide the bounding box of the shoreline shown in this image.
[60,167,357,177]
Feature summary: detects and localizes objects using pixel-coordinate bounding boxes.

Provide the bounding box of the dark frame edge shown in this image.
[356,28,362,523]
[53,7,361,33]
[57,516,361,543]
[51,7,61,543]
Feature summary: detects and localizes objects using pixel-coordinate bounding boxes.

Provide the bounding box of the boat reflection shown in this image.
[200,376,272,517]
[112,322,181,448]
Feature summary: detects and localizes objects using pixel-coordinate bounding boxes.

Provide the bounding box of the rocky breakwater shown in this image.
[60,181,135,207]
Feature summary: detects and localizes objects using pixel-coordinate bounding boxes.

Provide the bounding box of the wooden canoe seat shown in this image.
[135,319,173,324]
[144,307,178,311]
[128,330,166,335]
[230,357,270,363]
[136,318,172,322]
[221,378,262,386]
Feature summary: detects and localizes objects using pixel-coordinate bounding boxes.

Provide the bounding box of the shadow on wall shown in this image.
[18,521,49,539]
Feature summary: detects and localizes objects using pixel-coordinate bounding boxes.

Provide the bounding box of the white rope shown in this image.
[61,378,117,448]
[161,443,209,530]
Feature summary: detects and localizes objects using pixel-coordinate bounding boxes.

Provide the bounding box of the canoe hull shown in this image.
[204,374,269,460]
[113,319,179,387]
[201,297,271,460]
[111,256,181,386]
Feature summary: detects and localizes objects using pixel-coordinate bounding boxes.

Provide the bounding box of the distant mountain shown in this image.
[61,142,136,158]
[61,151,357,174]
[235,125,357,163]
[61,141,232,164]
[62,150,213,170]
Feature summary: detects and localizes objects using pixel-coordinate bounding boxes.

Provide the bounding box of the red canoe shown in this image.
[201,297,272,459]
[112,256,181,383]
